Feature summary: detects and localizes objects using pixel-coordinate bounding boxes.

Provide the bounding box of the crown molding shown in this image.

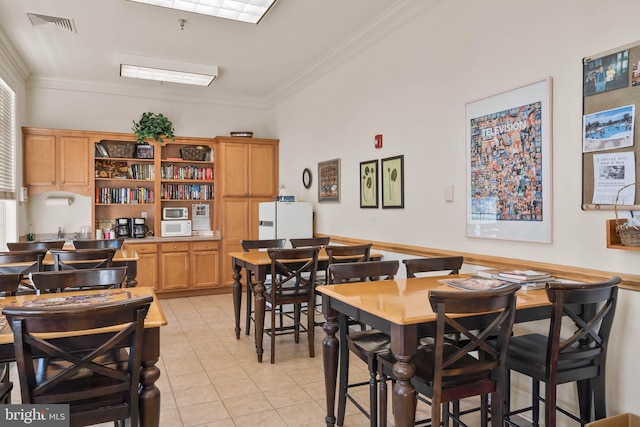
[26,76,270,109]
[0,25,31,83]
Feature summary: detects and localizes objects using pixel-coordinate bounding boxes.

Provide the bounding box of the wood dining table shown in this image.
[315,274,554,427]
[0,286,167,427]
[229,249,382,362]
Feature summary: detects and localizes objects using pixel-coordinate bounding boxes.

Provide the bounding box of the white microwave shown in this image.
[161,220,192,237]
[163,207,189,220]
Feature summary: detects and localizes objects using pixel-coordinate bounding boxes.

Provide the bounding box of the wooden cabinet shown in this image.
[214,137,279,286]
[217,138,278,197]
[24,131,91,196]
[191,240,220,288]
[123,242,159,290]
[160,242,190,291]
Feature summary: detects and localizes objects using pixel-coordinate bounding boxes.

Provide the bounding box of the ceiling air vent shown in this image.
[27,13,76,33]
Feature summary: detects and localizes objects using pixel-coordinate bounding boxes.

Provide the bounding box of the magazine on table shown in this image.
[438,276,508,291]
[476,269,556,289]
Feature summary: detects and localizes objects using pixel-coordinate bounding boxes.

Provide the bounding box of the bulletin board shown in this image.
[582,40,640,210]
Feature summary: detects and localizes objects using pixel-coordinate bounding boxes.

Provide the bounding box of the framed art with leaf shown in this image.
[318,158,340,202]
[360,159,378,208]
[381,155,404,208]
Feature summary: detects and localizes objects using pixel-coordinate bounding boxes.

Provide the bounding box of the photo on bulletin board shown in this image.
[465,77,553,243]
[583,104,635,153]
[583,48,629,96]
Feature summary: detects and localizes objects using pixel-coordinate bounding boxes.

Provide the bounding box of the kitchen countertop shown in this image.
[121,231,221,244]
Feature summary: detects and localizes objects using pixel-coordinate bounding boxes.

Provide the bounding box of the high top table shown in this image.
[316,275,554,427]
[0,286,167,427]
[229,249,382,362]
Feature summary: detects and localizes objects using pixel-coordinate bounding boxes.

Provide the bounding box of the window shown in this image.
[0,76,16,250]
[0,76,15,200]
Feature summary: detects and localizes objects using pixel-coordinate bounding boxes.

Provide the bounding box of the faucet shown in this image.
[57,227,62,239]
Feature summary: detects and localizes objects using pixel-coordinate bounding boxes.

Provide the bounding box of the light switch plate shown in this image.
[445,185,454,202]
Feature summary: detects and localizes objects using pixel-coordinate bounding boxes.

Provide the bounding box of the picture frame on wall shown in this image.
[381,155,404,208]
[360,159,378,208]
[318,158,340,202]
[465,76,553,243]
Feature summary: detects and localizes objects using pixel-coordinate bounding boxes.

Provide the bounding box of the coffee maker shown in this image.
[131,218,148,238]
[115,218,131,238]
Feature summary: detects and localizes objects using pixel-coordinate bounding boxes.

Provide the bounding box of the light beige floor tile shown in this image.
[178,400,230,427]
[169,371,213,391]
[174,384,220,407]
[263,384,313,409]
[222,391,274,418]
[159,408,183,427]
[206,365,250,385]
[232,410,288,427]
[214,377,260,400]
[276,400,327,427]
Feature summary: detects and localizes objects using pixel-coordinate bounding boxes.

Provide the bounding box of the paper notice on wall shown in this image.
[592,151,636,205]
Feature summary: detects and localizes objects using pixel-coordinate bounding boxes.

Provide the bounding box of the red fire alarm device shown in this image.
[374,134,383,149]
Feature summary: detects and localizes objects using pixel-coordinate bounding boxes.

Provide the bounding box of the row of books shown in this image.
[130,164,155,180]
[95,187,155,204]
[160,184,213,200]
[160,165,213,180]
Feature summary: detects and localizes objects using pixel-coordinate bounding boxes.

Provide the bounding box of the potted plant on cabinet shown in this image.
[132,112,176,158]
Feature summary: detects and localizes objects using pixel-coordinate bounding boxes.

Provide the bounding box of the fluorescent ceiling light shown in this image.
[119,53,218,86]
[128,0,278,24]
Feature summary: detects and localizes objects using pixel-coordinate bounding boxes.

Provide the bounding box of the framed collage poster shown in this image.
[360,159,378,208]
[381,155,404,208]
[318,158,340,202]
[465,77,553,243]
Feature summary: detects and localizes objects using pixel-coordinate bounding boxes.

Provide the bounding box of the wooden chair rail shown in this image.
[317,233,640,290]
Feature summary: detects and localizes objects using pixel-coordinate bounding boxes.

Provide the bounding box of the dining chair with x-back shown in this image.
[263,246,320,363]
[49,248,116,271]
[3,295,154,427]
[378,283,521,427]
[329,260,399,427]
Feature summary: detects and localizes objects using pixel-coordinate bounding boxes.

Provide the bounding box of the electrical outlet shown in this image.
[141,212,147,219]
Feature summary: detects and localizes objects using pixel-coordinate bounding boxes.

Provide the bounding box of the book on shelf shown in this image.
[438,276,507,291]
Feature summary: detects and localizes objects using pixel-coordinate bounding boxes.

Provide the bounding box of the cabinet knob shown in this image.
[205,244,209,248]
[174,245,178,249]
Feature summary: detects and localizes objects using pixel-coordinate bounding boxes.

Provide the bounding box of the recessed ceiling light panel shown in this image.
[127,0,278,24]
[119,53,218,86]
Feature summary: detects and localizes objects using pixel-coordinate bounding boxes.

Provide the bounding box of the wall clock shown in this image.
[302,168,312,189]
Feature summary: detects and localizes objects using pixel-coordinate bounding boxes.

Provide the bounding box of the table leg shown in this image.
[254,278,266,362]
[391,324,417,427]
[232,261,243,339]
[321,296,339,427]
[139,329,161,427]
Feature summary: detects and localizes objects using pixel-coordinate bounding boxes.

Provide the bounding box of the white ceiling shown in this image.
[0,0,427,104]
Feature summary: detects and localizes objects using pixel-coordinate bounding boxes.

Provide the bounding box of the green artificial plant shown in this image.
[132,112,176,144]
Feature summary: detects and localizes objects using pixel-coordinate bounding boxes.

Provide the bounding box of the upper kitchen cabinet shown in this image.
[215,137,278,197]
[23,128,92,196]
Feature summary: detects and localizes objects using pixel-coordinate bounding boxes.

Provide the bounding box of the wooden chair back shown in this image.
[241,239,286,252]
[403,256,463,278]
[0,273,24,296]
[49,248,116,271]
[28,267,127,293]
[329,260,399,284]
[7,241,65,251]
[265,247,320,363]
[425,283,521,423]
[3,295,153,426]
[0,250,47,275]
[545,278,619,378]
[73,239,124,250]
[325,243,372,266]
[290,237,330,248]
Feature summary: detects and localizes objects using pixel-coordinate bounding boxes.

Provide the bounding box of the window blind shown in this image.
[0,78,15,200]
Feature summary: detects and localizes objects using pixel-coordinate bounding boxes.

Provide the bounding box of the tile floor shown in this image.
[9,293,485,426]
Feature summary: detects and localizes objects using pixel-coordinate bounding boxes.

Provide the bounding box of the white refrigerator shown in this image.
[258,201,313,247]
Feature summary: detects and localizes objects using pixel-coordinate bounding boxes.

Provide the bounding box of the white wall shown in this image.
[271,0,640,419]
